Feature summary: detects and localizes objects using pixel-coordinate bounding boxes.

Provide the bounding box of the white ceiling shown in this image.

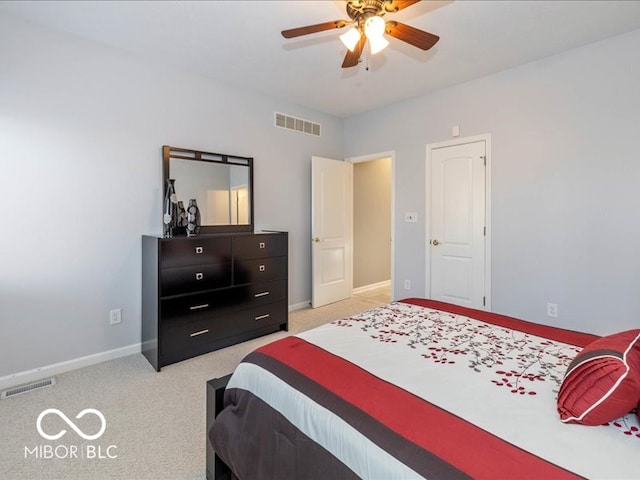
[2,0,640,118]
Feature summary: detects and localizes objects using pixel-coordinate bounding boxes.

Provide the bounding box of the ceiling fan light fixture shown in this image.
[364,15,388,54]
[339,27,361,52]
[369,35,389,55]
[281,1,438,69]
[364,15,385,39]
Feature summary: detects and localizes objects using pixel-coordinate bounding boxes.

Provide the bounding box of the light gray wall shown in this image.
[0,15,343,377]
[344,28,640,336]
[353,158,391,289]
[3,13,639,380]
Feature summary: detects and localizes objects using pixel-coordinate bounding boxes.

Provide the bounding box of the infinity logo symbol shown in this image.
[36,408,106,441]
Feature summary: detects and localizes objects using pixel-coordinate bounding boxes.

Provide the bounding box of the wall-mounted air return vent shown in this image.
[1,377,57,399]
[275,112,321,137]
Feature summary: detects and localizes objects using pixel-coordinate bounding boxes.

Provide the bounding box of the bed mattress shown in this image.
[210,298,640,479]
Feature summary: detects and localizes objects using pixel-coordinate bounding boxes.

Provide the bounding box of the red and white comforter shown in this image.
[210,299,640,479]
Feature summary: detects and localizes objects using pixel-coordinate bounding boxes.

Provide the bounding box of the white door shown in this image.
[311,157,353,308]
[429,140,487,309]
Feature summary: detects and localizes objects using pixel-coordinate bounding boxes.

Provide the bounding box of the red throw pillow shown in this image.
[557,329,640,425]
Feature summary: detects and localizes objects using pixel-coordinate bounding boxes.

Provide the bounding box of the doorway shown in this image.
[348,152,394,304]
[311,152,395,308]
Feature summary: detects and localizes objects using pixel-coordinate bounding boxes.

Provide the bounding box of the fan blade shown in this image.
[281,20,348,39]
[385,21,439,50]
[383,0,421,13]
[341,33,366,68]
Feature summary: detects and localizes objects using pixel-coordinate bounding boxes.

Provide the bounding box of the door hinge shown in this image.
[483,296,486,307]
[483,226,486,236]
[481,155,486,166]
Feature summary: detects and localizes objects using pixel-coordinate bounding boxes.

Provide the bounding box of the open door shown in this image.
[311,157,353,308]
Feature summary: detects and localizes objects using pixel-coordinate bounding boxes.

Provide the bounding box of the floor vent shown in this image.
[1,378,57,399]
[275,112,321,137]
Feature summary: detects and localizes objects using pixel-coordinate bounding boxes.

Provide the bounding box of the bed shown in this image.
[206,298,640,479]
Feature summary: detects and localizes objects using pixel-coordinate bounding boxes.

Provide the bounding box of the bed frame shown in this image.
[205,375,232,480]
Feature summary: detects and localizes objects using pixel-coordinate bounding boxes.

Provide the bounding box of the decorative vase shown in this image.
[176,201,187,229]
[186,198,201,237]
[163,179,178,238]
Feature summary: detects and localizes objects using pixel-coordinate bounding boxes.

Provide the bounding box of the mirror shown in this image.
[163,146,254,234]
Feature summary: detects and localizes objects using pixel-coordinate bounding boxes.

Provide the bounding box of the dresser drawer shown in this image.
[161,236,232,269]
[245,280,287,308]
[226,302,287,336]
[161,318,218,366]
[233,233,287,259]
[160,301,286,366]
[234,257,287,285]
[160,288,243,323]
[161,262,232,297]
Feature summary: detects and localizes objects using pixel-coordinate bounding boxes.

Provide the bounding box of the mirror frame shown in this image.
[162,145,254,234]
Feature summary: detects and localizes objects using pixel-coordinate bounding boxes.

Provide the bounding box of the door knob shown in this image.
[313,237,320,243]
[432,239,440,246]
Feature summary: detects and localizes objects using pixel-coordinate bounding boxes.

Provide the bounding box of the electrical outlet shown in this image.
[404,279,411,290]
[546,303,558,318]
[110,308,122,325]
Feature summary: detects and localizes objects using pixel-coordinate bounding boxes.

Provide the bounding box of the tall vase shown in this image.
[163,179,178,238]
[186,198,201,237]
[176,201,187,229]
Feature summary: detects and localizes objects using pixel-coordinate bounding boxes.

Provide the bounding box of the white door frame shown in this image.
[346,150,396,301]
[425,135,491,309]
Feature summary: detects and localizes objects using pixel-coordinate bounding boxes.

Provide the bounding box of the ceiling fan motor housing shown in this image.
[346,0,390,22]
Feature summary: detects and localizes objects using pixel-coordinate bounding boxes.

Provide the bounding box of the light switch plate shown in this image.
[404,212,418,223]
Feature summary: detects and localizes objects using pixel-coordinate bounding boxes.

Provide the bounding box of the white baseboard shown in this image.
[0,343,141,391]
[352,280,391,295]
[0,300,326,391]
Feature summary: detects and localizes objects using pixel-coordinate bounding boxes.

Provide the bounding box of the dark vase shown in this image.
[186,198,201,237]
[163,179,178,238]
[176,201,187,229]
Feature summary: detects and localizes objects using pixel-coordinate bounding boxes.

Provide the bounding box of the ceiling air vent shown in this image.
[275,112,321,137]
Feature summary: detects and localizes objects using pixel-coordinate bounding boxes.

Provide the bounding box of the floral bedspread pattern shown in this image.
[333,301,640,438]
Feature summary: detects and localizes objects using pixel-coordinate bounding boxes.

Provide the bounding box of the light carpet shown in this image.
[0,296,384,480]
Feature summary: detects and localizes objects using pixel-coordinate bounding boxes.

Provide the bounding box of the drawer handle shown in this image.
[190,329,209,337]
[189,304,209,310]
[195,246,204,254]
[195,272,204,280]
[255,314,270,321]
[254,291,270,298]
[259,242,265,249]
[259,265,265,272]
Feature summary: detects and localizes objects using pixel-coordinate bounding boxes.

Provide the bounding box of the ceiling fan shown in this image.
[281,0,440,68]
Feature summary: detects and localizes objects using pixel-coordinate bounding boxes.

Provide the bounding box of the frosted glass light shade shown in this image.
[364,16,386,39]
[369,35,389,55]
[340,27,361,52]
[364,16,388,55]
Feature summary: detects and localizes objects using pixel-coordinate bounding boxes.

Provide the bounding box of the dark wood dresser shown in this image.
[141,231,288,371]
